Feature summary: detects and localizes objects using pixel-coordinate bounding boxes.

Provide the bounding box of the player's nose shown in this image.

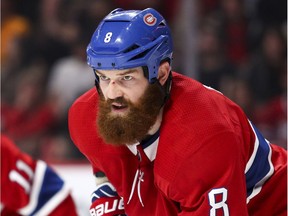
[106,81,123,100]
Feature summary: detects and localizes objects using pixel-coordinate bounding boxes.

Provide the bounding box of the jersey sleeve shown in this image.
[0,134,78,216]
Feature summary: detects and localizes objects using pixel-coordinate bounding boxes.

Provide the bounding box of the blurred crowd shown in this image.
[1,0,287,163]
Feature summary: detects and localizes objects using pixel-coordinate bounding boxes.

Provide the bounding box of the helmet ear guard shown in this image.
[86,8,173,83]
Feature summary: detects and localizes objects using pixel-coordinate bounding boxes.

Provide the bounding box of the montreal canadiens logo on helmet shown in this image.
[143,13,157,26]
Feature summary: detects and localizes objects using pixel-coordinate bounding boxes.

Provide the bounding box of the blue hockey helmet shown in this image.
[86,8,173,83]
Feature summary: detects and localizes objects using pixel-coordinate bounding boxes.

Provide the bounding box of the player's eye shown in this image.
[122,75,133,81]
[99,75,109,81]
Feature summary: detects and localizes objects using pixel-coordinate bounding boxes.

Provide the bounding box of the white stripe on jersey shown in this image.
[18,160,47,215]
[245,121,274,203]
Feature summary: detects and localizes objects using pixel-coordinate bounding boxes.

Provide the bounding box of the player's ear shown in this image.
[157,61,170,86]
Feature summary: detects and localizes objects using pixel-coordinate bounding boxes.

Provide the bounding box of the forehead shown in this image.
[96,67,144,77]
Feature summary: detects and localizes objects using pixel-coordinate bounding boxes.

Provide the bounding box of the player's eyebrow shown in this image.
[95,69,138,77]
[95,70,104,77]
[118,69,138,76]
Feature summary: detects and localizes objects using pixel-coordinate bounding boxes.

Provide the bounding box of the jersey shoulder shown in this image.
[166,72,241,143]
[155,72,249,190]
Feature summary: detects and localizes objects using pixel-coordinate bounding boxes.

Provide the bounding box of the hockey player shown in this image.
[68,8,287,216]
[0,134,78,215]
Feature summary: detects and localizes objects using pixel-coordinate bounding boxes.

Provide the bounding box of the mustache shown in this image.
[105,97,129,106]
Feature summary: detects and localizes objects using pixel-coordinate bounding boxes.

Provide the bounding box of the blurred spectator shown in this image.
[74,0,119,40]
[220,77,254,119]
[47,40,94,119]
[1,0,31,72]
[44,40,95,162]
[40,134,77,163]
[197,17,237,90]
[246,26,287,106]
[40,0,116,162]
[257,0,287,27]
[1,62,57,157]
[198,0,220,17]
[254,94,287,149]
[215,0,250,66]
[249,27,287,148]
[35,0,80,69]
[114,0,179,22]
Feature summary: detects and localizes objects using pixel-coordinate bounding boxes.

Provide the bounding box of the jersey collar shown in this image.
[126,130,160,161]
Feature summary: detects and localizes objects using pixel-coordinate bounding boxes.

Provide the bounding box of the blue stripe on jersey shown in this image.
[31,166,64,215]
[245,122,274,200]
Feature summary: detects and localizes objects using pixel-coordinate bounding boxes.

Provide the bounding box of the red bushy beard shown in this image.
[97,82,165,146]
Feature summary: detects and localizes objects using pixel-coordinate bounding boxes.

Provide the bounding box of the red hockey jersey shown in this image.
[0,134,78,216]
[69,72,287,216]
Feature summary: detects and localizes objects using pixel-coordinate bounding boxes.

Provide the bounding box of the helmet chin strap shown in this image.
[164,71,172,103]
[142,63,172,106]
[154,71,172,107]
[94,79,102,95]
[93,69,105,98]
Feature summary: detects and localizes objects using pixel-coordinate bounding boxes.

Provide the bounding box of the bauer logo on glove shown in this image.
[89,182,126,216]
